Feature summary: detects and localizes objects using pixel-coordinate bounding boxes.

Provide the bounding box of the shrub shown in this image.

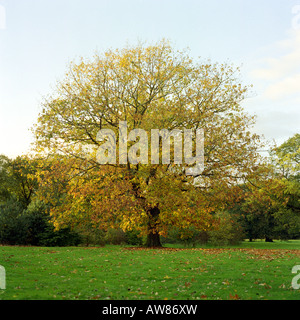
[23,200,82,246]
[125,230,143,246]
[0,198,28,245]
[37,226,82,247]
[161,226,208,247]
[75,224,106,246]
[105,228,127,245]
[198,231,210,244]
[208,211,245,246]
[0,199,82,246]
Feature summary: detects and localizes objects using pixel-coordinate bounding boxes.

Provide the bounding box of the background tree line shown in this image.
[0,133,298,246]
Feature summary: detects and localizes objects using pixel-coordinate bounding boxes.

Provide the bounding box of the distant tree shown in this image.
[0,155,11,202]
[0,155,39,207]
[271,133,300,180]
[237,134,300,241]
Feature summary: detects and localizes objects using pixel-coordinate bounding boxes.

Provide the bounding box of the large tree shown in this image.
[34,40,262,247]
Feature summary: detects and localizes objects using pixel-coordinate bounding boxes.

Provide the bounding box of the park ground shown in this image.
[0,240,299,300]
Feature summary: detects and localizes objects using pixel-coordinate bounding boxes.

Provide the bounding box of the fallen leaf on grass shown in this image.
[229,293,240,300]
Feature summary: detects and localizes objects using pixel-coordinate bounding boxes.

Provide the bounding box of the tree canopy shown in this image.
[33,40,263,247]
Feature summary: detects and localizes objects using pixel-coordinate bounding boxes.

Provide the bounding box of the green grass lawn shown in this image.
[0,241,299,300]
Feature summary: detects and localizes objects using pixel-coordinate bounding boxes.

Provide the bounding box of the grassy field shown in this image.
[0,240,299,300]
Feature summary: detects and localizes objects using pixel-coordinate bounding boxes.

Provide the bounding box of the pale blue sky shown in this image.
[0,0,299,157]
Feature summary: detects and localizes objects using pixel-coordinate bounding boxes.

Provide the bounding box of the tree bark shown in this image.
[265,236,273,242]
[146,231,162,248]
[145,206,162,248]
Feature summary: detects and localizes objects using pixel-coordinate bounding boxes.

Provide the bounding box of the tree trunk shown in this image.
[265,236,273,242]
[146,231,162,248]
[145,205,162,248]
